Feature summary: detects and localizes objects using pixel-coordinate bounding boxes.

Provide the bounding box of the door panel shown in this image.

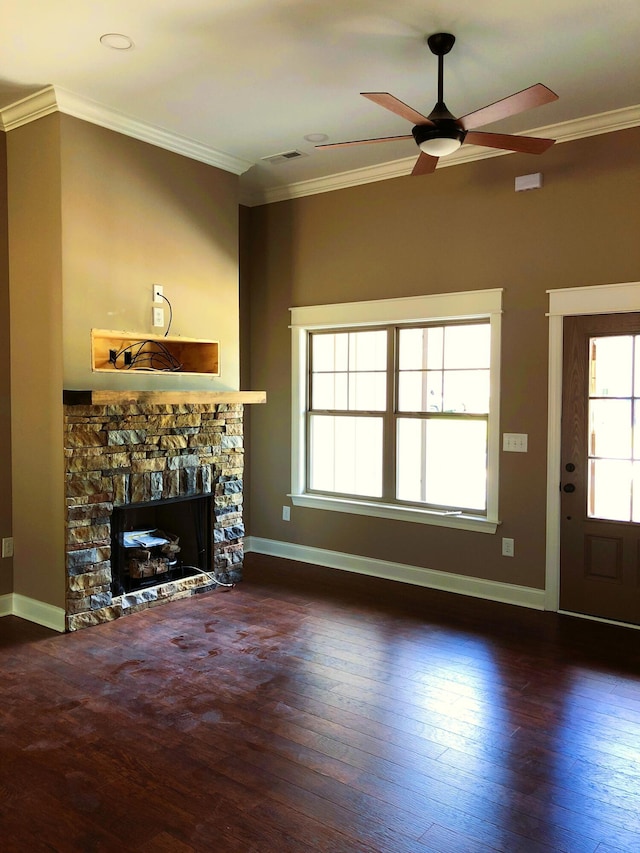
[584,534,622,581]
[560,313,640,625]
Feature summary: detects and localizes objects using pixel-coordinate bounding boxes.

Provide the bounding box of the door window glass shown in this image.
[588,335,640,521]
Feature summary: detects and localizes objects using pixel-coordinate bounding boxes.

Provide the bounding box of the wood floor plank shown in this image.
[212,753,437,853]
[1,552,640,852]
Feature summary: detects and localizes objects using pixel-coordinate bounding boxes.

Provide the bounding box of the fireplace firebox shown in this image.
[111,494,213,594]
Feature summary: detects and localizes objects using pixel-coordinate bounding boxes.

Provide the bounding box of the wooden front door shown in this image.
[560,313,640,625]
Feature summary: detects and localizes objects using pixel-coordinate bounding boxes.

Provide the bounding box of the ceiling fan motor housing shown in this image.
[412,120,466,149]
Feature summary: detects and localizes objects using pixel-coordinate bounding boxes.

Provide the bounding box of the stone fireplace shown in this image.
[64,397,248,631]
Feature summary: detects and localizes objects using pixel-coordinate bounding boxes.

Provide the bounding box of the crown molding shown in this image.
[0,85,253,176]
[0,85,58,131]
[241,102,640,207]
[2,88,637,205]
[54,87,253,175]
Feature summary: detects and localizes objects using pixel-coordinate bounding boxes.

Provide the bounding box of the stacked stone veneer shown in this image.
[64,402,244,631]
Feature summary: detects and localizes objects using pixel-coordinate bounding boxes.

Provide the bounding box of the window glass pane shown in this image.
[311,330,386,413]
[396,419,423,503]
[443,370,490,414]
[634,402,640,460]
[399,327,443,370]
[312,373,348,410]
[588,458,631,521]
[349,330,387,371]
[589,399,632,459]
[348,372,386,411]
[309,415,383,497]
[590,336,633,397]
[632,462,640,522]
[444,325,490,369]
[396,418,487,511]
[398,324,490,414]
[312,332,348,372]
[398,370,442,412]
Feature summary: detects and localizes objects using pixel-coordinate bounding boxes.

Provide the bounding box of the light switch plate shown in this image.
[2,537,14,558]
[503,433,528,453]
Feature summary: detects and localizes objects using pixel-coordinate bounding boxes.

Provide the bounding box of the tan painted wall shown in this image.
[7,115,65,607]
[6,114,241,610]
[60,115,240,392]
[243,127,640,592]
[0,132,12,596]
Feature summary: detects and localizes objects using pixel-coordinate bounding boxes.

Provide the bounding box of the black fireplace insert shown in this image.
[111,494,212,594]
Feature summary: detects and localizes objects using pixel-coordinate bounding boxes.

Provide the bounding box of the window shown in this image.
[291,290,502,533]
[588,334,640,521]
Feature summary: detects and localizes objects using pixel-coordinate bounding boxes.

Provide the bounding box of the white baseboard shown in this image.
[0,594,66,632]
[244,536,545,611]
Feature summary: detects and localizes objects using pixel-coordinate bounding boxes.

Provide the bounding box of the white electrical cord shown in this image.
[183,565,236,588]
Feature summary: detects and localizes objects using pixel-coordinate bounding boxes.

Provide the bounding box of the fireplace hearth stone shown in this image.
[64,401,245,631]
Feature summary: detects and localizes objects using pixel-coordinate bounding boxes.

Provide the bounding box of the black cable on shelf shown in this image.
[112,338,182,371]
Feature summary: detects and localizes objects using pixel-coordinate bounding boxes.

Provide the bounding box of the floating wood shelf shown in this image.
[63,390,266,406]
[91,329,219,376]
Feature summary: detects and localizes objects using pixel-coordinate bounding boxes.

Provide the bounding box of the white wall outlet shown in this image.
[152,306,164,327]
[502,537,515,557]
[152,284,164,303]
[2,537,14,558]
[503,433,528,453]
[282,506,291,521]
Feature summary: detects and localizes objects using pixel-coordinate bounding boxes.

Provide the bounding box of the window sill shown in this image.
[290,493,499,534]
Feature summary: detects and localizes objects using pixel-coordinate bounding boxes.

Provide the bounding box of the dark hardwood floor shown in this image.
[2,553,640,852]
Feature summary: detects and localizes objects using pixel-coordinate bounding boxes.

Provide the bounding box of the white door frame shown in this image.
[545,281,640,611]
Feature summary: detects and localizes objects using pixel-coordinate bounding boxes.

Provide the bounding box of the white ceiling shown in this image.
[1,1,639,204]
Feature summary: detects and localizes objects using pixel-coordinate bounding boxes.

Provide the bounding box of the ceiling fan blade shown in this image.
[458,84,558,131]
[465,131,556,154]
[316,134,414,150]
[411,152,439,175]
[362,92,434,126]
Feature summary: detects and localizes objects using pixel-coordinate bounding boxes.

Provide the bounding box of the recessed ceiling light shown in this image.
[304,133,329,144]
[100,33,134,50]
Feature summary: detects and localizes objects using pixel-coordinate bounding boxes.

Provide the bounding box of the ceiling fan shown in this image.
[317,32,559,175]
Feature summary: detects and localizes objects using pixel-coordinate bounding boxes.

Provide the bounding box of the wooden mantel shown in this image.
[63,390,266,406]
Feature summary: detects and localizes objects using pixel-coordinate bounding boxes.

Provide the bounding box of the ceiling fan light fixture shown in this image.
[412,121,466,159]
[419,137,462,157]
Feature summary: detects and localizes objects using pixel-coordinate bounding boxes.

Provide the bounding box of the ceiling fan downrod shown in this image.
[415,32,465,154]
[426,32,457,121]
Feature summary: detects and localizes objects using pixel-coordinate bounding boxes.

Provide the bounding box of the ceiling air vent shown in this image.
[261,149,309,166]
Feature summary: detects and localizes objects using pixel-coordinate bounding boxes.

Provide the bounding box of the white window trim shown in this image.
[290,289,503,534]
